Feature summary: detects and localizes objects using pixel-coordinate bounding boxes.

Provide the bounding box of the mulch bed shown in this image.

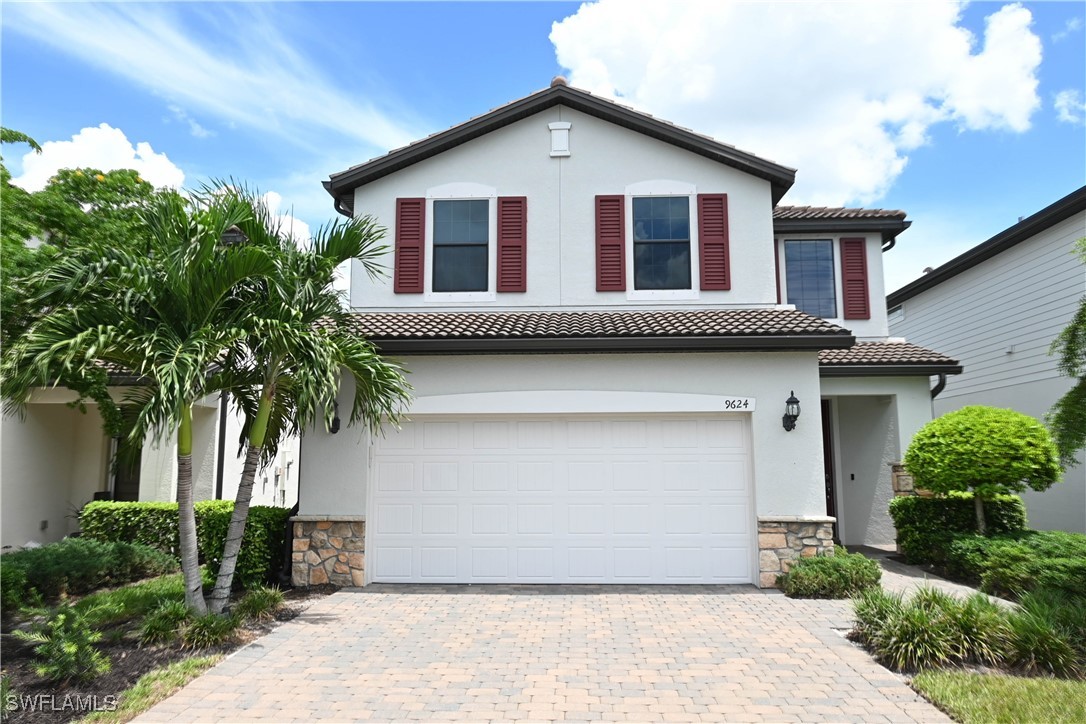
[1,586,335,724]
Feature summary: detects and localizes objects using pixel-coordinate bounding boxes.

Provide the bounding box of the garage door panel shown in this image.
[423,421,460,449]
[371,414,753,584]
[472,461,511,492]
[422,462,458,492]
[516,461,554,491]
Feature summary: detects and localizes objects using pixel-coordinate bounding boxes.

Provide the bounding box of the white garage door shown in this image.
[369,414,753,584]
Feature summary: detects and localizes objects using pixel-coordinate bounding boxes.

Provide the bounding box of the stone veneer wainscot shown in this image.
[757,516,835,588]
[291,516,366,587]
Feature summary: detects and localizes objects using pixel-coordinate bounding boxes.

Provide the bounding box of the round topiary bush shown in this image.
[904,406,1061,533]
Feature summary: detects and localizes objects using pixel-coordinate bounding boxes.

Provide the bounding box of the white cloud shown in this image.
[3,3,421,155]
[12,124,185,192]
[167,105,213,139]
[1055,90,1086,125]
[1053,16,1083,42]
[551,1,1043,205]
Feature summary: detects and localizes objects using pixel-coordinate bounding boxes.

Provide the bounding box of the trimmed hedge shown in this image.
[0,538,177,614]
[888,492,1026,566]
[946,531,1086,599]
[81,501,291,590]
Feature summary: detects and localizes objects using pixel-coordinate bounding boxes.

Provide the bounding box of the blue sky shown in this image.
[2,1,1084,293]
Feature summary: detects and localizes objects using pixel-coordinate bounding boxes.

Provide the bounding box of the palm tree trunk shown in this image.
[208,392,272,614]
[178,404,208,615]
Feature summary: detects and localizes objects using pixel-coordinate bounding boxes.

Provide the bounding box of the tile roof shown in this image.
[774,206,907,221]
[818,341,959,367]
[342,309,850,341]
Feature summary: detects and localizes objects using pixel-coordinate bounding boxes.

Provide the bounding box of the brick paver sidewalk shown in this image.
[138,585,947,722]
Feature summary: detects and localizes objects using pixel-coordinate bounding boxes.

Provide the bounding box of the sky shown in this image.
[2,1,1084,294]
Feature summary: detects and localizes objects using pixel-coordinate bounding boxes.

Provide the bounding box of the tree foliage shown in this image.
[1048,238,1086,468]
[904,406,1061,533]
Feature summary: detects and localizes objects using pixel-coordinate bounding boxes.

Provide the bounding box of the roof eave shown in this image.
[326,85,797,213]
[773,217,911,245]
[888,185,1086,306]
[370,333,854,356]
[819,363,963,377]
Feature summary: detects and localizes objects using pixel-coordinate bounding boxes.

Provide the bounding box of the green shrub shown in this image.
[0,539,178,612]
[181,613,238,650]
[888,493,1026,566]
[198,505,291,590]
[139,599,193,646]
[82,501,290,589]
[776,547,881,598]
[233,585,285,622]
[12,602,112,683]
[1,564,31,616]
[945,531,1086,599]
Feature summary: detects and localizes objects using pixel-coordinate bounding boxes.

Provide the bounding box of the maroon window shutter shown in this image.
[497,196,527,292]
[774,239,781,304]
[697,194,730,290]
[840,237,870,319]
[595,195,626,291]
[394,198,424,294]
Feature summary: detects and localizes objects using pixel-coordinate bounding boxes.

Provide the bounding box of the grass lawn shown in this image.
[79,655,223,724]
[913,670,1086,724]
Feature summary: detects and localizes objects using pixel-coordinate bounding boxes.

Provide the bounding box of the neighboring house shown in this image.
[294,79,960,588]
[0,390,299,549]
[888,186,1086,533]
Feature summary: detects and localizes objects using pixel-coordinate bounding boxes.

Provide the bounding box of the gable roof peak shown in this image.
[324,82,797,215]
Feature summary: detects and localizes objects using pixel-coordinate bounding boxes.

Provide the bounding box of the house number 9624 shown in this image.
[722,398,752,410]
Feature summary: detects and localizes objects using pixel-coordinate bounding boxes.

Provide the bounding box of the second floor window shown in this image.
[632,196,691,290]
[433,199,489,292]
[785,239,836,318]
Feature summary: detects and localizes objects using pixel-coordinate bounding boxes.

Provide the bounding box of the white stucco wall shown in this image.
[821,375,934,546]
[349,106,777,311]
[1,405,109,548]
[300,352,825,520]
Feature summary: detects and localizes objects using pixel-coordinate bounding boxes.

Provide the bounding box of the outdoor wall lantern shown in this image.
[782,391,801,431]
[329,401,341,435]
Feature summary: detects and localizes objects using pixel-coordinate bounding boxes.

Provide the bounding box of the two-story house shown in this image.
[294,79,960,588]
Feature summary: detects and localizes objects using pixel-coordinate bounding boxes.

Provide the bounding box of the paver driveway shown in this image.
[139,585,948,723]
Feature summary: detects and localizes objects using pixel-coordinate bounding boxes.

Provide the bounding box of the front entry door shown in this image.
[821,399,839,543]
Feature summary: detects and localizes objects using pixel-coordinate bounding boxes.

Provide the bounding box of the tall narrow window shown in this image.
[632,196,691,290]
[785,239,836,318]
[433,199,489,292]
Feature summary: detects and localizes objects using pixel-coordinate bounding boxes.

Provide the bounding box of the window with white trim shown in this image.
[432,199,489,292]
[632,196,691,290]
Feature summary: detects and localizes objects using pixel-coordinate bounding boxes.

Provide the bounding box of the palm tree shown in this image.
[203,186,409,614]
[2,190,276,614]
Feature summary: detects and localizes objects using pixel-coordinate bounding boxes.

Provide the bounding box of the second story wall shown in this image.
[349,105,778,311]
